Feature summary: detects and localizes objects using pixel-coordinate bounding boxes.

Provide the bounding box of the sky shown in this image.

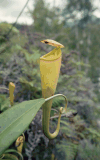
[0,0,100,25]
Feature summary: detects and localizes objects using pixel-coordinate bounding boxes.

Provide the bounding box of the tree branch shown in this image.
[50,111,77,120]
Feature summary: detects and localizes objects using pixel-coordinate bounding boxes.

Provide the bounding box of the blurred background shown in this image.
[0,0,100,159]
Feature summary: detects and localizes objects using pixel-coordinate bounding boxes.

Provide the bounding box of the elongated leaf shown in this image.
[0,98,45,156]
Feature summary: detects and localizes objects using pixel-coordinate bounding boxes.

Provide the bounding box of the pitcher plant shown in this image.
[40,39,68,139]
[9,82,15,106]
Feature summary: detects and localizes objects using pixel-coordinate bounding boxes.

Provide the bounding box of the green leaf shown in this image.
[0,154,18,160]
[0,98,45,156]
[4,149,23,160]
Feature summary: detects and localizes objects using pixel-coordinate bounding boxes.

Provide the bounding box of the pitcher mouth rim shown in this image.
[40,47,61,61]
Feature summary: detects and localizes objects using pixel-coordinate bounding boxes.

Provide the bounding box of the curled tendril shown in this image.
[42,94,68,139]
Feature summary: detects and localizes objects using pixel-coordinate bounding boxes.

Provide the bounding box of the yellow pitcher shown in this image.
[40,39,67,139]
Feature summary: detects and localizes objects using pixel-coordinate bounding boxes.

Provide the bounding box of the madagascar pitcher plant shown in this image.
[40,39,68,139]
